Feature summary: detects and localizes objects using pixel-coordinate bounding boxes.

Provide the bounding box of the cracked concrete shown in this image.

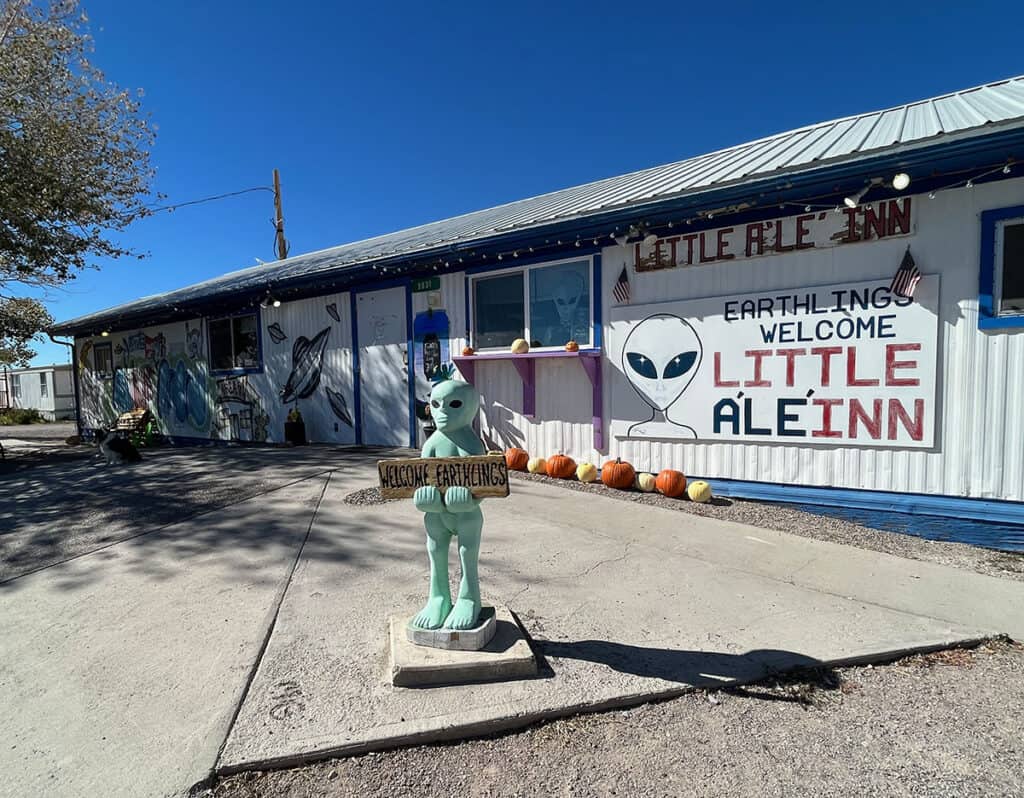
[218,475,1024,773]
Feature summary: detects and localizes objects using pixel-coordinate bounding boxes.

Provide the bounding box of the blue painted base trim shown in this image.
[704,477,1024,525]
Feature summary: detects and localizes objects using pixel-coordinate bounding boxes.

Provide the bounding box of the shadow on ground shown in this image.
[540,639,834,693]
[0,444,412,587]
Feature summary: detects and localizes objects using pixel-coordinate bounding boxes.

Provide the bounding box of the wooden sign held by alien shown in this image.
[380,364,508,633]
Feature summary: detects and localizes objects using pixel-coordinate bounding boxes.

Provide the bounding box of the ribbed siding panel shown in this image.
[588,178,1024,501]
[249,292,354,444]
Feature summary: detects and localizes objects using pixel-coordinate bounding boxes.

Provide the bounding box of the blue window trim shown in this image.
[978,203,1024,330]
[463,252,601,352]
[207,308,264,376]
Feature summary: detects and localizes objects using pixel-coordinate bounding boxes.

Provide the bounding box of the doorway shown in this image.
[355,286,410,446]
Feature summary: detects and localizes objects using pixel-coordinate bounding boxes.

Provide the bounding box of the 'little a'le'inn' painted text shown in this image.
[634,198,914,271]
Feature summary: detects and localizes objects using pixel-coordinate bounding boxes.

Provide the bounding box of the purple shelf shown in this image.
[453,349,604,450]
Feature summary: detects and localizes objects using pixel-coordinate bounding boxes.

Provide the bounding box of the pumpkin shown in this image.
[511,338,530,354]
[576,462,598,483]
[635,472,657,492]
[527,456,547,474]
[505,447,529,471]
[462,345,475,356]
[565,340,580,352]
[601,458,636,489]
[687,480,713,503]
[655,469,687,498]
[546,453,577,479]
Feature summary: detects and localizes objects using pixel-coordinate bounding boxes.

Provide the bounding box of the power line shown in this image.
[141,185,274,216]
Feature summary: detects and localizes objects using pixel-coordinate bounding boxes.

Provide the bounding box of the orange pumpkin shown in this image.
[546,453,577,479]
[462,345,475,356]
[505,447,529,471]
[655,469,687,498]
[565,340,580,352]
[601,458,636,489]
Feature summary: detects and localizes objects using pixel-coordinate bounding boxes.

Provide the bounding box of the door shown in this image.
[357,286,409,446]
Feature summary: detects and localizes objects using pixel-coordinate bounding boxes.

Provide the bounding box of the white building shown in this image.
[52,77,1024,524]
[2,364,76,421]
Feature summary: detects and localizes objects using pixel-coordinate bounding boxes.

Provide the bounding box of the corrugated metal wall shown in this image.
[248,291,355,444]
[459,178,1024,501]
[599,178,1024,501]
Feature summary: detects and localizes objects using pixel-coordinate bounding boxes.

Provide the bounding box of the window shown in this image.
[39,372,48,398]
[980,205,1024,329]
[471,258,592,349]
[11,374,20,399]
[93,342,113,378]
[995,218,1024,315]
[208,313,261,372]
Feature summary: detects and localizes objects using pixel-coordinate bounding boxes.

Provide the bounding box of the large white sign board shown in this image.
[608,277,939,448]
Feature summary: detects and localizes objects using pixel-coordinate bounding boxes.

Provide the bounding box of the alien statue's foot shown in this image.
[411,595,453,630]
[443,597,481,630]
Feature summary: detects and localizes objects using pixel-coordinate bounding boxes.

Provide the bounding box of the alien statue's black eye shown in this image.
[431,400,440,408]
[449,399,463,408]
[626,351,658,379]
[662,351,698,379]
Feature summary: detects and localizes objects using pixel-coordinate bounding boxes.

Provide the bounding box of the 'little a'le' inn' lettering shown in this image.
[634,198,914,272]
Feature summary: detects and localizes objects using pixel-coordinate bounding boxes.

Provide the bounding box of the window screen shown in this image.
[473,273,525,349]
[999,221,1024,314]
[39,373,48,398]
[209,314,261,371]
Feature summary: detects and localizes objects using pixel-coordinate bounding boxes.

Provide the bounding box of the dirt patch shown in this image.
[342,487,401,506]
[510,471,1024,583]
[205,640,1024,798]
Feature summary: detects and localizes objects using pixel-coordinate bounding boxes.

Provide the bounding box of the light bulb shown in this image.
[1004,165,1012,174]
[272,299,281,308]
[804,205,811,212]
[928,192,936,200]
[966,180,974,188]
[892,172,911,191]
[101,330,110,337]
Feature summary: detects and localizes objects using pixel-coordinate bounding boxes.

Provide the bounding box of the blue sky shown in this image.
[28,0,1022,365]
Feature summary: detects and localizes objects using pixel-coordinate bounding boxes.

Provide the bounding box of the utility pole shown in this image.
[273,168,289,260]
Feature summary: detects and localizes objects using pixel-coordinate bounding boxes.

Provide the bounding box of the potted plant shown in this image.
[285,405,307,446]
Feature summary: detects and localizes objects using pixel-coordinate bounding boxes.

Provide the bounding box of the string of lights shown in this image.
[353,157,1017,281]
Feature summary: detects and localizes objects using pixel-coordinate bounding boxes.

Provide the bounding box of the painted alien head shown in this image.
[622,313,703,412]
[552,271,586,331]
[429,365,479,432]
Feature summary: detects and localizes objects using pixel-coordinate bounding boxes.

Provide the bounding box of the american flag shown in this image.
[613,265,631,304]
[890,247,921,299]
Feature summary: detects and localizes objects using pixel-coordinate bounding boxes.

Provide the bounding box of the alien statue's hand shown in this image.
[413,485,444,513]
[443,485,478,513]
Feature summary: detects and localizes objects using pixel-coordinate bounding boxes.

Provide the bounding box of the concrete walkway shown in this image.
[219,475,1024,773]
[0,472,335,798]
[3,451,1024,797]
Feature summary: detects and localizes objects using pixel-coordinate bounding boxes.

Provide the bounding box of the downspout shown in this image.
[47,332,81,435]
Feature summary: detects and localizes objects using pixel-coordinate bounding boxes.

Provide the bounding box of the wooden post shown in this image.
[273,168,288,260]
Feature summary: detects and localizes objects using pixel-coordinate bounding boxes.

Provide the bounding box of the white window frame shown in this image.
[38,372,48,398]
[468,255,594,352]
[994,216,1024,317]
[11,374,21,399]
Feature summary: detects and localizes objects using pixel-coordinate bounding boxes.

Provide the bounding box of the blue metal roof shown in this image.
[53,75,1024,334]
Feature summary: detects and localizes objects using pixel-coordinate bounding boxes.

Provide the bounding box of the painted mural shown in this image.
[76,319,215,439]
[75,293,357,445]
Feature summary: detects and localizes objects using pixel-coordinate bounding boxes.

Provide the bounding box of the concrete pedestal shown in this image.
[389,606,537,688]
[406,606,497,651]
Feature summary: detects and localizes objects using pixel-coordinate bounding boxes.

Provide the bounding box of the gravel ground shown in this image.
[207,639,1024,798]
[0,421,76,441]
[509,471,1024,583]
[342,486,401,506]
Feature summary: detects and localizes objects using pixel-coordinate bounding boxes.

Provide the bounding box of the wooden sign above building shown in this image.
[378,455,510,499]
[633,198,915,273]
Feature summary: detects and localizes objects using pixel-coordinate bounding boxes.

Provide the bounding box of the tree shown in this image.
[0,0,155,364]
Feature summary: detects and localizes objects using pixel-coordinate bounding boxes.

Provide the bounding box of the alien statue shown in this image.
[410,364,487,631]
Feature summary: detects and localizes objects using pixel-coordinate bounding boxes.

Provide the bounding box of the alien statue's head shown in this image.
[429,364,479,432]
